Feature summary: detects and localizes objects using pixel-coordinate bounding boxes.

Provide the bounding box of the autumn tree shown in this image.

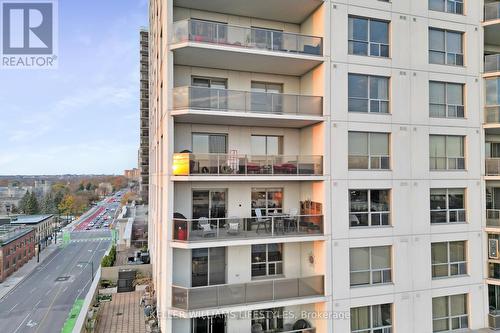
[58,194,75,217]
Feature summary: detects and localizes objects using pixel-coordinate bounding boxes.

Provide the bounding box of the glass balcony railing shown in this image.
[172,86,323,116]
[485,54,500,73]
[490,310,500,330]
[485,106,500,123]
[486,158,500,175]
[485,2,500,21]
[172,275,324,310]
[172,153,323,176]
[173,214,323,242]
[487,209,500,227]
[172,19,323,56]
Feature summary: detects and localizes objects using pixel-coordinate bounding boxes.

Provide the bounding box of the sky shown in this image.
[0,0,149,175]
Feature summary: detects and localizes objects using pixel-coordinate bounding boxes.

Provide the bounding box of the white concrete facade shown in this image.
[149,0,496,332]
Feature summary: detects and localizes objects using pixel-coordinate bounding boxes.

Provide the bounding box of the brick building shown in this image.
[0,226,35,282]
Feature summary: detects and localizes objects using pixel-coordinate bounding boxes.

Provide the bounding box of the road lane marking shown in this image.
[12,313,30,333]
[33,300,41,308]
[8,303,18,313]
[45,289,51,296]
[34,240,102,333]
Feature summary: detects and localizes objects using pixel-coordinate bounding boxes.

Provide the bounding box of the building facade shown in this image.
[148,0,497,332]
[11,214,55,250]
[140,29,150,204]
[0,226,36,282]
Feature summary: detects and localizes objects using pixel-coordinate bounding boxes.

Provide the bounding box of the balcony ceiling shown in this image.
[172,43,323,76]
[485,24,500,47]
[171,110,324,128]
[173,0,323,24]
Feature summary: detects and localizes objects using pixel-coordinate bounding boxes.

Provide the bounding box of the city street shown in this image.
[0,202,114,333]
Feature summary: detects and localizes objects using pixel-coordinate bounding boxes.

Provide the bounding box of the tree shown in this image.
[53,190,64,211]
[41,193,57,214]
[85,182,92,191]
[58,194,75,217]
[78,183,85,191]
[25,192,40,215]
[19,191,30,213]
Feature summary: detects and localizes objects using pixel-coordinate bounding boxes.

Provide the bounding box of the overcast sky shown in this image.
[0,0,148,175]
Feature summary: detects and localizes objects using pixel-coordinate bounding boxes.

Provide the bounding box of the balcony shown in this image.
[172,86,323,128]
[486,158,500,176]
[173,214,323,243]
[173,0,324,24]
[172,153,323,178]
[171,19,324,76]
[172,275,324,310]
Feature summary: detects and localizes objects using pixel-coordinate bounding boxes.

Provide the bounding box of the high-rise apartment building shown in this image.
[148,0,499,332]
[140,29,150,203]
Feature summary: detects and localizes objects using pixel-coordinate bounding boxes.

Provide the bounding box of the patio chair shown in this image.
[254,209,270,234]
[284,208,298,232]
[198,217,216,238]
[251,323,263,333]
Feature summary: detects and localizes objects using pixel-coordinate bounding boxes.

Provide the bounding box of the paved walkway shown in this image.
[0,242,58,299]
[95,291,147,333]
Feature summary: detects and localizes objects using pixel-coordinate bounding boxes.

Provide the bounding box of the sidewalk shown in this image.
[0,242,59,299]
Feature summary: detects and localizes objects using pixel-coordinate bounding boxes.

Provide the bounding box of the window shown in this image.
[429,28,463,66]
[191,247,226,287]
[430,188,466,223]
[350,246,392,286]
[251,135,283,155]
[348,74,389,113]
[429,135,465,170]
[349,189,390,227]
[251,82,284,113]
[429,0,463,15]
[348,16,389,57]
[251,188,283,216]
[429,81,464,118]
[192,77,227,89]
[252,308,284,331]
[192,133,227,154]
[348,132,390,170]
[192,189,227,219]
[251,244,283,278]
[192,315,226,333]
[432,294,468,332]
[191,77,228,110]
[351,304,392,333]
[431,241,467,278]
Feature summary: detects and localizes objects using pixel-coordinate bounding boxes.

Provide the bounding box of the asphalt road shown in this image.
[0,208,114,333]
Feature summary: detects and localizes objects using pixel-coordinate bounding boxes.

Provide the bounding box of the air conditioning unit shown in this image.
[490,239,499,259]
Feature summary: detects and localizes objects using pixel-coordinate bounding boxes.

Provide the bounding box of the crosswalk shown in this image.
[68,237,111,243]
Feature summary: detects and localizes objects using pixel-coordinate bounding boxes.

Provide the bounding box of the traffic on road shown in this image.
[0,192,123,333]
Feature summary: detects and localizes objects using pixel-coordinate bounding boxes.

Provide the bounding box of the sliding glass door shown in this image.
[192,190,227,219]
[192,247,226,287]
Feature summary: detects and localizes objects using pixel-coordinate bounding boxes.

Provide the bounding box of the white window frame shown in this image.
[349,189,391,227]
[350,246,392,287]
[431,241,467,279]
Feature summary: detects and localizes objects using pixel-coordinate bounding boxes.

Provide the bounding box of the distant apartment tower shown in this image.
[139,29,149,203]
[149,1,496,332]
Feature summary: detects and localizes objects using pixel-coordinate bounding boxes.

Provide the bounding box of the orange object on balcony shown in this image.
[173,153,190,175]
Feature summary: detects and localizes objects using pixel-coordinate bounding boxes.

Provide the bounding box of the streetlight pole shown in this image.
[78,260,94,283]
